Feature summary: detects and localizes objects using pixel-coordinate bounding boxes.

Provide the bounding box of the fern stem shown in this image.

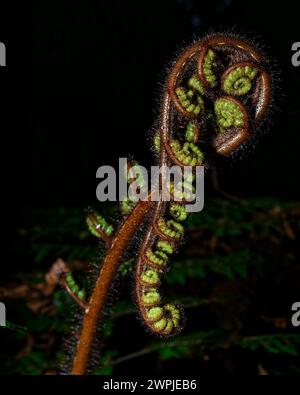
[71,199,153,375]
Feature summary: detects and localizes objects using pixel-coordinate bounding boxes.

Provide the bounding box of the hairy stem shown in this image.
[71,199,153,375]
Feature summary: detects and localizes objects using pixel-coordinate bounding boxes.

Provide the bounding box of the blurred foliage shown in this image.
[1,197,300,375]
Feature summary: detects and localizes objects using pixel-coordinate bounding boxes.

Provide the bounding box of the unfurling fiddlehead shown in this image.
[135,33,272,337]
[69,33,273,374]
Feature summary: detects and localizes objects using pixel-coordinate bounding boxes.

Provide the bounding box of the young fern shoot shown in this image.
[64,32,274,375]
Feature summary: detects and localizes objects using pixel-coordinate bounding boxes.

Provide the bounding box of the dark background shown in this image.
[0,0,299,376]
[3,0,300,208]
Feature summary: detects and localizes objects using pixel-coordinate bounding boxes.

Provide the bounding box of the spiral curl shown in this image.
[222,63,258,96]
[136,202,188,336]
[135,33,272,337]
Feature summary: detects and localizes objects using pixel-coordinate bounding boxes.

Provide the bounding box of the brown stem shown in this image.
[71,95,171,374]
[71,198,153,375]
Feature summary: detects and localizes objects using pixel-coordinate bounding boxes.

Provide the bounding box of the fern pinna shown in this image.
[61,33,274,375]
